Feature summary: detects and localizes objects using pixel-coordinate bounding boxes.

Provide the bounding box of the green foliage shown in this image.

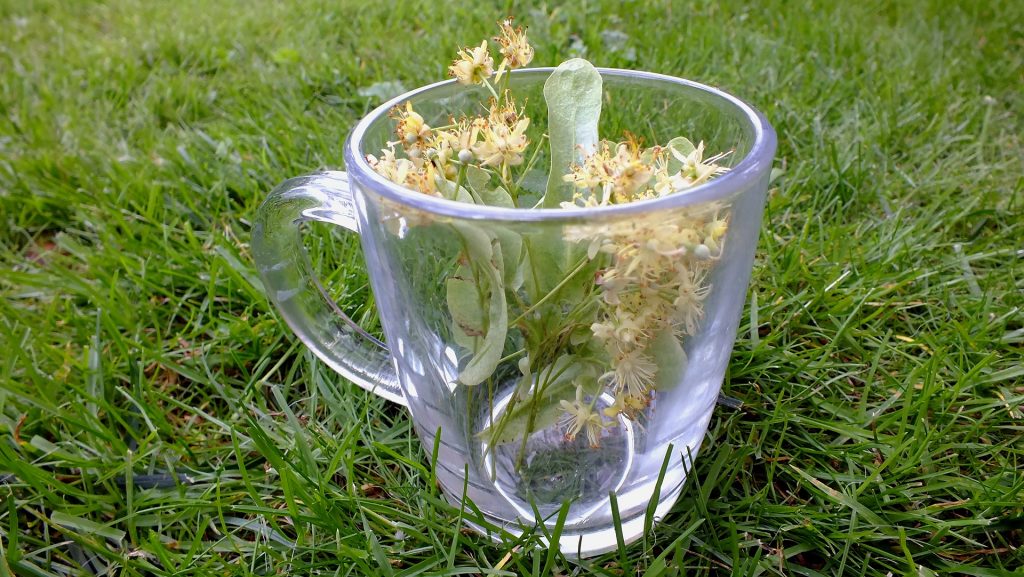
[448,223,509,387]
[0,0,1022,575]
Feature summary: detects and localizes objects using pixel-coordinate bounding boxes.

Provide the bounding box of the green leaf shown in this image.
[437,178,475,203]
[542,58,603,208]
[665,136,696,173]
[483,398,566,446]
[522,239,600,310]
[522,234,562,303]
[525,59,603,303]
[497,231,524,292]
[50,511,126,543]
[518,168,548,196]
[461,176,525,289]
[465,166,504,205]
[648,329,687,391]
[450,223,509,387]
[446,266,484,350]
[477,185,514,208]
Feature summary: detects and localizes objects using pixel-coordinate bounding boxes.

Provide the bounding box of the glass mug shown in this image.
[252,68,775,557]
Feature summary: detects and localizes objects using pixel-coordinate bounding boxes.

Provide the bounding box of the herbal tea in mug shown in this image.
[253,19,776,556]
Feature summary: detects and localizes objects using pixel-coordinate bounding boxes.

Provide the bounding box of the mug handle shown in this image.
[251,171,406,406]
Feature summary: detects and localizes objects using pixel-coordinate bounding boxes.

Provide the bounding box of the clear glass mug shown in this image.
[252,68,775,557]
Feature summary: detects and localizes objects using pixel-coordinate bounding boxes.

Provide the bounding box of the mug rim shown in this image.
[344,67,776,222]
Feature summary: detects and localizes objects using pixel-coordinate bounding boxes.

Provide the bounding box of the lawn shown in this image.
[1,0,1022,575]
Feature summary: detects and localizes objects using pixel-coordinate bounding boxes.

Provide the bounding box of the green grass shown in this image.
[1,0,1022,574]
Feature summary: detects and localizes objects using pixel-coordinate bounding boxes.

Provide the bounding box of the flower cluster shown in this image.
[366,146,438,196]
[369,20,535,195]
[449,41,494,86]
[654,142,731,196]
[366,16,736,450]
[563,141,731,423]
[563,137,653,205]
[369,96,531,195]
[562,137,731,208]
[449,17,534,85]
[471,94,531,171]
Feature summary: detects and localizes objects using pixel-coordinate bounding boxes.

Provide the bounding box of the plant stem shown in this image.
[455,165,479,203]
[482,78,500,101]
[512,358,574,469]
[515,133,549,192]
[497,348,526,364]
[509,256,590,327]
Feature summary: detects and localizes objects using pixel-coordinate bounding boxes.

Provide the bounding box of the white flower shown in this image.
[495,17,534,70]
[559,385,608,447]
[673,268,710,336]
[611,348,657,397]
[665,141,731,191]
[471,116,529,167]
[449,40,494,85]
[390,101,431,153]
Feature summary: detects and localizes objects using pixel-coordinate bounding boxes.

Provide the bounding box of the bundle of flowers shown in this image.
[366,18,732,450]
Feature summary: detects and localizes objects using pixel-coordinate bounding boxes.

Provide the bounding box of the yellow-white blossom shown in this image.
[611,348,657,398]
[449,40,494,85]
[672,267,710,336]
[430,116,480,178]
[494,17,534,70]
[472,121,530,167]
[563,139,658,205]
[565,205,731,417]
[367,147,439,196]
[603,389,649,420]
[653,142,731,195]
[471,96,530,168]
[367,147,413,184]
[390,101,431,154]
[559,385,607,447]
[609,140,654,202]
